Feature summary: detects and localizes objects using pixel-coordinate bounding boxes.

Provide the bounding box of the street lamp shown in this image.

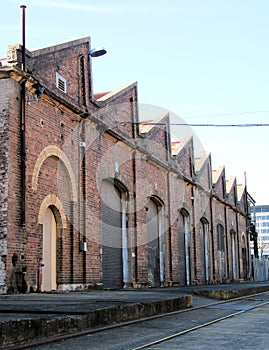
[88,46,107,101]
[89,47,107,58]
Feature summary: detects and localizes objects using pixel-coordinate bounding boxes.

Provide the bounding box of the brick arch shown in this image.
[200,217,209,225]
[31,145,77,202]
[150,194,164,207]
[38,194,67,228]
[180,207,190,217]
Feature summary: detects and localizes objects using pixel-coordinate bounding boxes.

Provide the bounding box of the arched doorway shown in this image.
[42,207,57,291]
[201,218,210,283]
[178,209,191,286]
[241,234,248,279]
[147,198,162,287]
[217,223,225,283]
[101,179,129,289]
[231,230,237,280]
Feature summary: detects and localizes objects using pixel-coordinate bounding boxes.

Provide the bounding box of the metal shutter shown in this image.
[178,215,187,286]
[147,199,160,287]
[102,180,123,289]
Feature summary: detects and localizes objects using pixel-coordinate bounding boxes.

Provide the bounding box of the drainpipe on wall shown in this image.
[235,211,240,280]
[81,120,87,283]
[20,5,26,226]
[191,186,197,281]
[166,173,173,284]
[209,194,216,281]
[132,152,138,285]
[70,200,74,283]
[224,205,229,280]
[130,97,138,285]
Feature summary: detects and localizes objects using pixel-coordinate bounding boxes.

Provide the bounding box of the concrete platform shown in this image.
[1,281,269,348]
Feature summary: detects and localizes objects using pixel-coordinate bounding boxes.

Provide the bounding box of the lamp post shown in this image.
[88,47,107,101]
[81,45,106,283]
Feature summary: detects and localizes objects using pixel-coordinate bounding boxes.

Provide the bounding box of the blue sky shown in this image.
[1,0,269,204]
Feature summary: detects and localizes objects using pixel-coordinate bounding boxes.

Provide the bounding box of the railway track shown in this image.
[3,291,269,350]
[131,292,269,349]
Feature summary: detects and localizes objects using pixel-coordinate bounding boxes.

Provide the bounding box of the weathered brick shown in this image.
[0,37,252,293]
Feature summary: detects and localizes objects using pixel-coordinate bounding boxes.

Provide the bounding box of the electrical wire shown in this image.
[126,122,269,127]
[171,123,269,127]
[33,87,269,127]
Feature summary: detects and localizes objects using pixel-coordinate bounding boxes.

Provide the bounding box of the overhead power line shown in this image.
[170,123,269,127]
[129,122,269,127]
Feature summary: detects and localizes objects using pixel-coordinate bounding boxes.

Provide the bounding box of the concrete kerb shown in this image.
[194,284,269,300]
[0,296,192,347]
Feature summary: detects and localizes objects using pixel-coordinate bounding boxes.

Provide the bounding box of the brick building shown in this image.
[0,37,252,293]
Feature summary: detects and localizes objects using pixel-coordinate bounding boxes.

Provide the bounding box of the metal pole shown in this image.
[20,5,26,72]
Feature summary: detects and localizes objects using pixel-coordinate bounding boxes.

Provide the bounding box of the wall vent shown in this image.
[56,72,67,93]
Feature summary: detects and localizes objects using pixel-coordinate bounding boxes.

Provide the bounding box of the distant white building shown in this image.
[251,205,269,259]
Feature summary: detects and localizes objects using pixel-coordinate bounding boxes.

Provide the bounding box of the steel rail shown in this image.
[131,299,269,350]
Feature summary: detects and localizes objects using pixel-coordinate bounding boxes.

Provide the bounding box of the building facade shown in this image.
[251,205,269,259]
[0,37,252,293]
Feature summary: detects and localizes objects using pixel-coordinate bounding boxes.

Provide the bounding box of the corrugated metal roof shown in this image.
[212,165,225,184]
[139,120,154,134]
[171,141,183,156]
[226,176,236,194]
[96,81,137,102]
[94,92,111,100]
[236,184,245,201]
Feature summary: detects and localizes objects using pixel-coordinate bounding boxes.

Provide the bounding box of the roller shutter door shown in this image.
[147,199,160,287]
[178,216,186,286]
[102,181,123,289]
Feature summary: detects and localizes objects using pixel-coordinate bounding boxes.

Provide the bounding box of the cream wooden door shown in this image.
[42,208,57,291]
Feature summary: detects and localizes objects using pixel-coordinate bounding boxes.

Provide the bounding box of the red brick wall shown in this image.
[3,79,26,292]
[0,38,251,292]
[0,79,11,290]
[29,38,91,107]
